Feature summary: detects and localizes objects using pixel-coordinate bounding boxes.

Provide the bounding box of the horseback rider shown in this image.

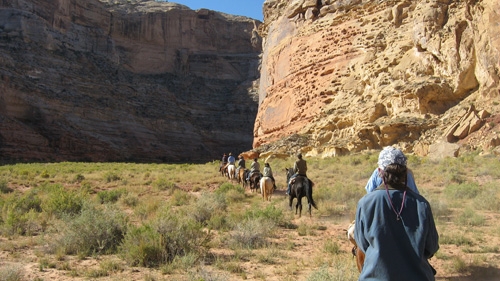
[287,153,308,195]
[220,153,228,173]
[262,162,277,190]
[247,158,260,181]
[236,155,246,177]
[224,152,236,170]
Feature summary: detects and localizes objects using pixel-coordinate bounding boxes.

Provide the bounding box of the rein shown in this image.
[383,177,408,221]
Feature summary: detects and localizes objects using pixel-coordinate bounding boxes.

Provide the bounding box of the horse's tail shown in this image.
[305,179,317,209]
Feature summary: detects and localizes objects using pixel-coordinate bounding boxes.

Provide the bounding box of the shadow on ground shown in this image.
[442,265,500,281]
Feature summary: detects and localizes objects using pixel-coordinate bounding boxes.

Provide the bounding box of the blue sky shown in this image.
[172,0,264,21]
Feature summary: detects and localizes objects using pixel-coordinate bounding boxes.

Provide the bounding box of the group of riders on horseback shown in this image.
[219,152,313,195]
[219,152,280,190]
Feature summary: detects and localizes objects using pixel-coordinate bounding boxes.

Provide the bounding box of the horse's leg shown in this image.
[297,196,303,218]
[289,196,293,211]
[308,203,312,217]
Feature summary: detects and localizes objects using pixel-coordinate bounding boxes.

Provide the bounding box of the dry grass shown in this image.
[0,152,499,280]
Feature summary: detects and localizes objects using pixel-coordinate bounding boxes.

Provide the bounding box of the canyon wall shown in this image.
[255,0,500,157]
[0,0,261,162]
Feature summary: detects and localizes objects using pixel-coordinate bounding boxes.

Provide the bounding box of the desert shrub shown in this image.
[160,253,199,274]
[104,172,121,183]
[227,217,275,249]
[297,222,316,236]
[454,208,485,227]
[0,190,43,235]
[0,180,12,193]
[40,170,50,178]
[0,264,24,281]
[119,224,163,267]
[153,178,175,191]
[473,184,500,211]
[241,204,287,227]
[40,184,86,217]
[50,203,127,256]
[215,183,244,195]
[120,193,139,207]
[440,234,473,246]
[120,211,210,267]
[450,256,468,273]
[444,182,481,199]
[191,192,227,224]
[72,173,85,183]
[97,188,126,204]
[323,239,341,255]
[215,183,245,203]
[170,189,193,206]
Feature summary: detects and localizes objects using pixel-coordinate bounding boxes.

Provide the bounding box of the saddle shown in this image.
[289,174,308,185]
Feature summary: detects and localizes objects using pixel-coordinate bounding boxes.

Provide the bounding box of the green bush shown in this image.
[323,240,341,255]
[444,182,480,199]
[153,178,175,191]
[97,189,126,204]
[104,172,121,183]
[120,211,210,267]
[170,189,193,206]
[215,183,245,195]
[50,203,127,256]
[227,217,275,249]
[0,180,13,193]
[73,174,85,183]
[191,192,227,224]
[0,190,42,235]
[41,185,86,217]
[455,208,485,227]
[242,204,286,227]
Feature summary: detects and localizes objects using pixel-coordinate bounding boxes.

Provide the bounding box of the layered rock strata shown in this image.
[255,0,500,156]
[0,0,261,162]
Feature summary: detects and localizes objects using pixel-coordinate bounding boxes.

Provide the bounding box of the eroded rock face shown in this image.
[255,0,500,156]
[0,0,261,162]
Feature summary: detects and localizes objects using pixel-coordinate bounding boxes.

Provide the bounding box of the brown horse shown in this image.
[249,172,261,193]
[286,168,317,217]
[347,220,365,272]
[219,163,228,177]
[237,168,248,188]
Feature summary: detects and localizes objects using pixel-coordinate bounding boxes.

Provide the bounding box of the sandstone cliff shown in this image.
[0,0,261,162]
[255,0,500,157]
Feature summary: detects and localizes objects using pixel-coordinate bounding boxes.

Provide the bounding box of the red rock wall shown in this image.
[255,0,500,156]
[0,0,262,162]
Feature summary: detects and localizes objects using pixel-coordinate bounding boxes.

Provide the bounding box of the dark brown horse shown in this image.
[249,172,261,193]
[286,168,317,217]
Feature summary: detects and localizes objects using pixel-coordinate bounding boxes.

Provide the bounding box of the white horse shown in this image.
[260,176,274,201]
[227,164,236,180]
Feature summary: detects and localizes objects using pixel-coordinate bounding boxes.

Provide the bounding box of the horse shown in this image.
[219,163,228,177]
[285,168,317,217]
[227,164,236,180]
[237,168,248,188]
[347,220,365,272]
[249,172,261,193]
[260,176,274,201]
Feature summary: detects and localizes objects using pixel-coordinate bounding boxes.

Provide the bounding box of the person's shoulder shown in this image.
[358,189,385,203]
